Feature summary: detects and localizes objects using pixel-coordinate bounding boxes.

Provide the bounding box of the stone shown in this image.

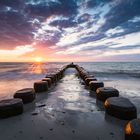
[14,88,35,103]
[85,78,97,86]
[89,81,104,91]
[125,118,140,140]
[0,98,23,118]
[34,81,48,93]
[104,97,137,120]
[42,78,52,87]
[96,87,119,101]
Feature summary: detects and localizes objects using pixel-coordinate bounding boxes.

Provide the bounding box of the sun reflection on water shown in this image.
[28,62,46,74]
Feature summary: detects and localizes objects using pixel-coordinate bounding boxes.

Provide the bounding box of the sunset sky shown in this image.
[0,0,140,62]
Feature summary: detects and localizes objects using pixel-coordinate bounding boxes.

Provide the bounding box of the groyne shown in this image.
[0,63,139,140]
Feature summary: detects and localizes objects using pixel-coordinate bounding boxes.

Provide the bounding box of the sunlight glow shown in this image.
[125,123,132,135]
[34,57,44,62]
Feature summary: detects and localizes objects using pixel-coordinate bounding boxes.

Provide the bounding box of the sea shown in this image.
[0,62,140,110]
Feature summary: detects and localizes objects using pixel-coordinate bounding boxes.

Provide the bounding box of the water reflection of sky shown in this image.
[27,63,47,74]
[0,62,64,99]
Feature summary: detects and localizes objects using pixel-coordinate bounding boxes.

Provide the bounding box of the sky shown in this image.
[0,0,140,62]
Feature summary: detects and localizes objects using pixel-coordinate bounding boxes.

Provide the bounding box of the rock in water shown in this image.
[0,98,23,118]
[89,81,104,91]
[125,118,140,140]
[14,88,35,103]
[96,87,119,101]
[42,78,52,87]
[85,78,97,86]
[104,97,137,120]
[34,81,48,93]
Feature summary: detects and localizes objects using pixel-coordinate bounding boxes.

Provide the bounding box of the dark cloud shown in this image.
[0,8,34,48]
[26,0,78,18]
[86,0,113,8]
[78,45,140,56]
[82,45,108,51]
[114,45,140,50]
[79,33,106,44]
[78,13,91,23]
[100,0,140,32]
[36,29,62,46]
[49,18,77,28]
[44,32,62,46]
[0,0,78,48]
[0,0,24,8]
[109,21,140,39]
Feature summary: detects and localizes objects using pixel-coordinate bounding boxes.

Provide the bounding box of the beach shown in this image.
[0,62,140,140]
[0,0,140,139]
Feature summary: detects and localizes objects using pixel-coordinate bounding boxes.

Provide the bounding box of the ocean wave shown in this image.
[88,71,140,78]
[0,62,140,80]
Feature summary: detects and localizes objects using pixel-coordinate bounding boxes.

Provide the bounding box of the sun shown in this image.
[34,57,43,62]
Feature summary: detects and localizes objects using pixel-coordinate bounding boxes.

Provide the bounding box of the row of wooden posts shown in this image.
[75,64,139,140]
[0,64,68,119]
[0,63,139,140]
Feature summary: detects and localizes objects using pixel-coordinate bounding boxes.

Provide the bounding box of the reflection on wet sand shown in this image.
[0,68,125,140]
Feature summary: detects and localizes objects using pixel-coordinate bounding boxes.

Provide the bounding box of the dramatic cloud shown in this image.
[26,0,78,18]
[0,0,140,61]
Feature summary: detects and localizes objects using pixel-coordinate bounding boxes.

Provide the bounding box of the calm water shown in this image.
[77,62,140,78]
[0,62,140,110]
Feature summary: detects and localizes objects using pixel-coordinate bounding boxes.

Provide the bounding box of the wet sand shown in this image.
[0,68,128,140]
